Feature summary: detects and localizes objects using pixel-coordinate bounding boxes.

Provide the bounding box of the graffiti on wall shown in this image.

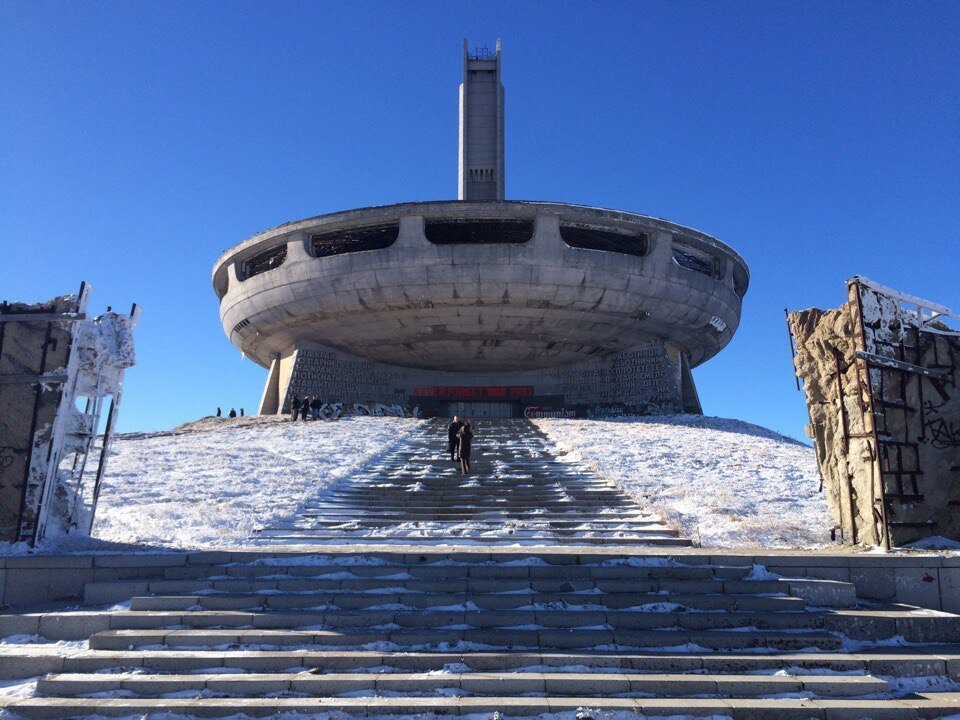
[311,402,421,421]
[523,407,577,419]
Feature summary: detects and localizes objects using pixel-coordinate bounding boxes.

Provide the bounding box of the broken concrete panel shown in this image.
[790,278,960,548]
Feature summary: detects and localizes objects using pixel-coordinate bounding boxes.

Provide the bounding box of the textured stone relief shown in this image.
[790,277,960,547]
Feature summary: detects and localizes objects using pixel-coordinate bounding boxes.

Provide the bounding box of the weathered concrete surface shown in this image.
[213,202,747,414]
[0,296,76,543]
[790,280,960,547]
[458,39,504,201]
[3,547,960,718]
[3,547,958,612]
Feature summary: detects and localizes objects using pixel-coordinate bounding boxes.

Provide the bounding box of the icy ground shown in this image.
[535,415,832,548]
[91,415,423,548]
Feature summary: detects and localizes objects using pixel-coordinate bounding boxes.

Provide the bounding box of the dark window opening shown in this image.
[560,225,648,257]
[672,247,715,277]
[311,224,399,258]
[424,219,533,245]
[244,244,287,279]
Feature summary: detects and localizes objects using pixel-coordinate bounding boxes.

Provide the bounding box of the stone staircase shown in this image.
[3,418,960,718]
[3,548,960,718]
[253,419,687,546]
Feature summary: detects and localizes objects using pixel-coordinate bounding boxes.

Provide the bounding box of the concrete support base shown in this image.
[265,338,691,418]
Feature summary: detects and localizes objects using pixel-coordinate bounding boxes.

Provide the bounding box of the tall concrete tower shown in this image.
[458,39,504,201]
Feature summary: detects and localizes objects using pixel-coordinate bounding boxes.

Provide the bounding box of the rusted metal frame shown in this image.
[849,278,892,549]
[871,327,926,502]
[70,397,94,474]
[86,397,117,532]
[64,392,103,532]
[854,350,951,381]
[830,345,857,542]
[914,325,927,442]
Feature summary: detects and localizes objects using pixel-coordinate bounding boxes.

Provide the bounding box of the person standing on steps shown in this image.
[457,418,474,475]
[290,397,301,421]
[447,415,463,462]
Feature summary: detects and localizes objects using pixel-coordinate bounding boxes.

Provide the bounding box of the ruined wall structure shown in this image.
[0,285,139,546]
[790,277,960,548]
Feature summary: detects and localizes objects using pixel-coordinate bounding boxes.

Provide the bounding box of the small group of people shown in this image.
[216,407,243,418]
[447,416,474,474]
[289,396,325,421]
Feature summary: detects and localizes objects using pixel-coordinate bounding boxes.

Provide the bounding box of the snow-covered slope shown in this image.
[93,415,422,548]
[535,415,832,548]
[89,414,831,550]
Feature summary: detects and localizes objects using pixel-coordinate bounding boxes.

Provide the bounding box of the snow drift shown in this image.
[92,415,422,548]
[535,415,832,548]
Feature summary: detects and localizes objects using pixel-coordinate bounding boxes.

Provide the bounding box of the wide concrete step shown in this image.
[251,534,693,546]
[321,493,630,502]
[130,590,805,612]
[87,626,847,651]
[36,670,891,698]
[16,607,953,642]
[302,501,641,509]
[88,575,789,598]
[196,562,745,580]
[10,695,960,719]
[8,649,960,680]
[274,518,677,530]
[300,512,663,521]
[256,523,679,534]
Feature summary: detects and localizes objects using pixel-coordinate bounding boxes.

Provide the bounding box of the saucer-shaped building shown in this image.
[213,41,749,418]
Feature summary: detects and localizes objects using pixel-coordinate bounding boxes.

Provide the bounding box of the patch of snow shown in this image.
[89,416,423,548]
[744,564,781,581]
[535,415,832,548]
[906,535,960,551]
[881,674,960,694]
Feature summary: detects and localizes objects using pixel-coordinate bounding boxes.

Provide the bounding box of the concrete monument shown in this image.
[213,40,749,418]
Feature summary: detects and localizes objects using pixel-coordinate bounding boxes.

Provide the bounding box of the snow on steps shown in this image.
[2,548,960,719]
[248,420,693,547]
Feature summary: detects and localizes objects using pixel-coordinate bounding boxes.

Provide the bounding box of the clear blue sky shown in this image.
[2,1,958,438]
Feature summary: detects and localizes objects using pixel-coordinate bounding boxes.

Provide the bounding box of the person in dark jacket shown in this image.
[228,408,237,418]
[457,419,474,475]
[310,396,322,421]
[300,398,310,421]
[290,397,301,421]
[447,416,463,462]
[240,408,244,417]
[216,407,222,418]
